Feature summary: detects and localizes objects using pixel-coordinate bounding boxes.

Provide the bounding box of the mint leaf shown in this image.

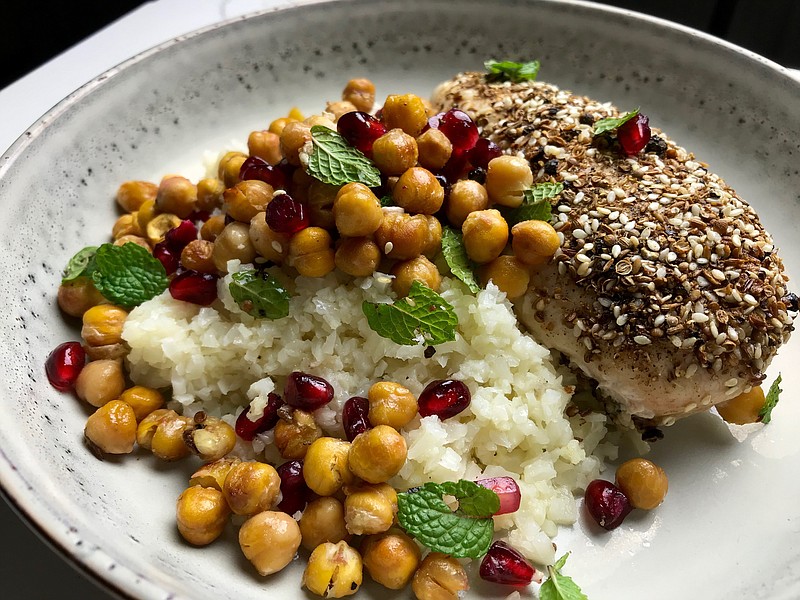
[593,109,639,136]
[380,195,394,207]
[397,480,499,558]
[62,246,98,284]
[441,227,480,293]
[484,59,540,83]
[307,125,381,187]
[91,243,168,309]
[759,373,782,424]
[229,269,290,319]
[539,553,588,600]
[504,182,561,226]
[362,281,458,346]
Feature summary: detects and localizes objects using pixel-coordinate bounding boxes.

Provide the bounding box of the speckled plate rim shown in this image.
[2,1,800,598]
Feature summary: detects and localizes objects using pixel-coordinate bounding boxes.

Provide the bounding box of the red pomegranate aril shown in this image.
[45,342,86,391]
[438,108,479,154]
[584,479,632,530]
[418,379,470,420]
[153,241,180,275]
[479,541,537,586]
[284,372,334,411]
[265,193,309,234]
[164,219,197,251]
[342,396,372,441]
[337,111,386,155]
[235,392,283,441]
[617,113,651,156]
[276,459,312,515]
[475,476,521,515]
[169,270,219,306]
[467,138,502,169]
[239,155,287,189]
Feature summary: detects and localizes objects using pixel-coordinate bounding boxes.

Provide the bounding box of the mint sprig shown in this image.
[91,243,168,308]
[397,480,499,558]
[504,182,562,226]
[307,126,381,187]
[593,109,640,136]
[441,227,480,293]
[229,269,291,320]
[758,373,782,424]
[362,281,458,346]
[539,553,588,600]
[62,246,98,284]
[484,59,541,83]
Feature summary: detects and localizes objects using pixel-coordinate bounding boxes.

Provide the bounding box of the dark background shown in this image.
[0,0,799,90]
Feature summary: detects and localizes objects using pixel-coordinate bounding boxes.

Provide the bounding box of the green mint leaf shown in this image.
[441,227,480,293]
[758,373,782,424]
[380,195,394,207]
[593,109,640,136]
[540,553,588,600]
[307,125,381,187]
[91,243,168,309]
[229,269,291,319]
[62,246,98,284]
[484,59,541,83]
[503,182,561,226]
[397,480,498,558]
[362,280,458,346]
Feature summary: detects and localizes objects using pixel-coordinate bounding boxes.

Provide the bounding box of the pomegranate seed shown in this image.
[337,111,387,155]
[235,393,283,441]
[153,241,180,275]
[617,113,651,156]
[45,342,86,391]
[439,151,470,184]
[164,220,197,251]
[239,155,287,189]
[479,541,537,585]
[284,372,334,411]
[265,193,309,234]
[584,479,632,530]
[475,476,521,515]
[276,459,312,515]
[438,109,479,154]
[342,396,372,441]
[418,379,470,420]
[467,138,502,169]
[169,270,219,305]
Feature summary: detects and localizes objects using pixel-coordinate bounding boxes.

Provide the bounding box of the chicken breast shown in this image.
[434,72,794,427]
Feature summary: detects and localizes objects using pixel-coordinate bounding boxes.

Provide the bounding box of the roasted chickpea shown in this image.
[461,209,509,264]
[382,94,428,138]
[212,222,257,272]
[305,114,337,130]
[112,213,142,239]
[390,256,441,298]
[344,484,395,535]
[223,180,273,223]
[200,214,226,242]
[446,179,489,227]
[84,343,128,362]
[335,237,381,277]
[300,497,350,551]
[146,213,182,245]
[303,437,356,496]
[74,359,126,408]
[372,129,418,176]
[295,251,337,280]
[479,255,530,299]
[113,235,150,250]
[615,458,668,510]
[196,177,225,212]
[303,541,363,598]
[223,461,281,516]
[269,116,295,136]
[115,386,164,421]
[511,219,561,266]
[81,305,128,346]
[116,180,157,212]
[135,409,171,449]
[334,183,383,236]
[84,400,137,455]
[218,151,247,188]
[416,129,453,171]
[342,78,376,113]
[393,168,444,215]
[280,120,313,166]
[362,530,420,590]
[249,212,290,263]
[184,413,237,462]
[326,100,358,121]
[180,239,216,273]
[307,180,340,230]
[411,552,469,600]
[247,130,282,165]
[136,199,158,232]
[288,227,335,278]
[422,215,442,257]
[374,212,429,260]
[176,486,230,546]
[150,411,193,461]
[274,408,322,459]
[189,456,241,490]
[240,511,302,576]
[57,279,105,318]
[717,386,766,425]
[485,155,533,207]
[156,176,197,218]
[348,426,407,484]
[367,381,418,429]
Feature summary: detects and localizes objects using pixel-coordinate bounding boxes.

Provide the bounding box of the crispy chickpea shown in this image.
[411,552,469,600]
[84,343,128,361]
[348,426,407,484]
[176,486,230,546]
[615,458,668,510]
[113,234,150,249]
[239,511,302,576]
[716,386,766,425]
[303,541,363,598]
[200,214,226,242]
[135,409,171,449]
[196,177,225,212]
[151,412,193,461]
[416,129,453,171]
[382,94,429,138]
[300,497,350,551]
[372,129,418,176]
[446,179,489,227]
[156,176,197,218]
[247,130,282,164]
[288,227,335,278]
[184,413,237,462]
[305,114,337,130]
[84,400,137,455]
[269,116,295,136]
[146,213,182,245]
[112,213,142,239]
[189,456,241,490]
[116,180,157,212]
[479,255,530,299]
[393,168,444,215]
[422,215,442,257]
[223,180,273,223]
[57,279,105,318]
[335,237,381,277]
[367,382,418,429]
[391,256,441,298]
[212,222,257,272]
[362,530,421,590]
[218,151,247,188]
[180,239,216,273]
[136,199,158,232]
[511,219,561,266]
[334,183,383,236]
[303,437,356,496]
[307,180,340,229]
[342,78,376,113]
[461,209,509,264]
[374,212,429,260]
[280,120,313,166]
[249,212,290,263]
[74,359,125,408]
[223,461,281,516]
[82,305,128,346]
[326,100,358,121]
[274,408,322,459]
[344,484,395,535]
[485,155,533,207]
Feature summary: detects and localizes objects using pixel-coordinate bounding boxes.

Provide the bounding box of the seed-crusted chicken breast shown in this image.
[434,72,794,427]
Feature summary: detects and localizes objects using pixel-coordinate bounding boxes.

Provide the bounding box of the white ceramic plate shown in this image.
[1,1,799,598]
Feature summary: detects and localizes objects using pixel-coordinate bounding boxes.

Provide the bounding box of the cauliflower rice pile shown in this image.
[123,264,615,564]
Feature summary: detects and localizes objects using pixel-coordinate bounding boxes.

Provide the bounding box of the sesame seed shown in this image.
[633,335,651,345]
[724,378,738,387]
[572,229,587,239]
[692,313,709,323]
[384,242,394,254]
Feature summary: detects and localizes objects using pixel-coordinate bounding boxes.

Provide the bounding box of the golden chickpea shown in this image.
[289,227,335,278]
[249,212,290,263]
[274,408,322,459]
[382,94,429,138]
[84,400,137,455]
[479,255,530,299]
[135,409,171,449]
[411,552,469,600]
[212,222,257,272]
[615,458,668,510]
[189,456,241,490]
[57,279,105,318]
[223,461,281,516]
[305,114,337,130]
[146,213,182,245]
[113,235,150,250]
[374,212,429,260]
[196,177,225,212]
[348,426,407,484]
[307,180,339,229]
[112,213,142,239]
[300,497,350,551]
[372,129,418,176]
[485,155,533,207]
[74,359,126,408]
[156,176,197,218]
[303,541,363,598]
[269,116,295,136]
[422,215,442,257]
[200,214,226,242]
[81,305,128,346]
[223,180,273,223]
[184,413,236,462]
[326,100,358,121]
[176,486,230,546]
[344,484,395,535]
[280,120,313,166]
[342,78,376,113]
[461,209,509,264]
[416,129,453,171]
[84,343,128,362]
[511,219,561,266]
[362,530,420,590]
[446,179,489,226]
[151,412,193,461]
[218,151,248,188]
[304,437,356,496]
[116,180,157,212]
[136,199,158,232]
[717,386,766,425]
[390,256,441,298]
[393,167,444,215]
[367,381,418,429]
[335,237,381,277]
[334,183,383,236]
[247,130,282,165]
[180,240,216,273]
[239,511,302,576]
